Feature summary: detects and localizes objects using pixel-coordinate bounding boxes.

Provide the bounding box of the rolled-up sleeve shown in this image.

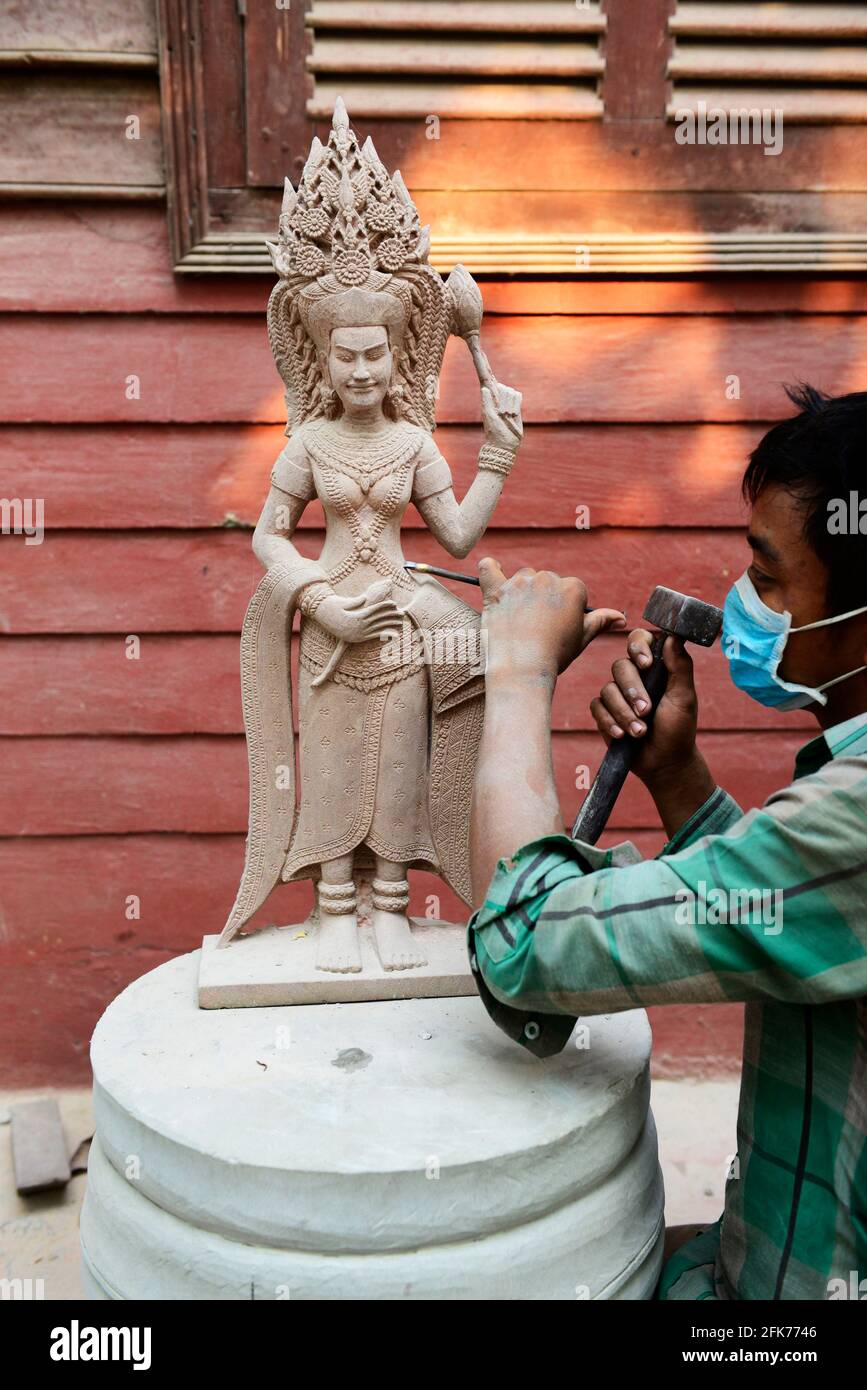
[469,763,867,1048]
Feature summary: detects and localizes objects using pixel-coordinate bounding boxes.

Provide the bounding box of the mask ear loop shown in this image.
[789,603,867,695]
[814,664,867,694]
[791,603,867,634]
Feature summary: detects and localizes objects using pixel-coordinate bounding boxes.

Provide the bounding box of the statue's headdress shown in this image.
[267,99,450,434]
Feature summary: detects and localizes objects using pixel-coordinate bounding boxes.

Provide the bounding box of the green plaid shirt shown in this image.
[468,713,867,1300]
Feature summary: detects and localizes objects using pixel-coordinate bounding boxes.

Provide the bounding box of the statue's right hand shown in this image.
[315,592,403,645]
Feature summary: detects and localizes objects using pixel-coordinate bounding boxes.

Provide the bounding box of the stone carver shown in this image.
[218,100,523,975]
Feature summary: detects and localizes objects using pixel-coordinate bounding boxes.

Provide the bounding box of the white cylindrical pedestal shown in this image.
[82,950,664,1299]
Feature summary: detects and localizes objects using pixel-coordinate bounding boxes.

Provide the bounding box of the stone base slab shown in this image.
[198,919,475,1008]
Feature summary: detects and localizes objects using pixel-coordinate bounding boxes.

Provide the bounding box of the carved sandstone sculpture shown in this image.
[218,101,523,975]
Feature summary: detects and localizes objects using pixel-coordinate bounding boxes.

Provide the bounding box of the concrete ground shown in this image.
[0,1089,93,1301]
[1,1077,739,1300]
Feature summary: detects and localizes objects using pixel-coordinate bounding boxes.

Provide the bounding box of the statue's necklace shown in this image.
[304,421,420,494]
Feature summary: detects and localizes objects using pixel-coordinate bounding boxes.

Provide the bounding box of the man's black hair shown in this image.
[742,385,867,613]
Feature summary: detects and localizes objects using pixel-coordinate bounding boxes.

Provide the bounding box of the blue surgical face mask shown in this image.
[723,573,867,711]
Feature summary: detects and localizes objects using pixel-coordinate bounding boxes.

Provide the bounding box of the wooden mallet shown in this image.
[572,586,723,845]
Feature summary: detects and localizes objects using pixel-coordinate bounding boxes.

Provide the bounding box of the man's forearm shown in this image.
[470,670,563,908]
[642,749,717,841]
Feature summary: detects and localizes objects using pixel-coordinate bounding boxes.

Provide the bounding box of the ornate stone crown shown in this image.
[267,99,450,435]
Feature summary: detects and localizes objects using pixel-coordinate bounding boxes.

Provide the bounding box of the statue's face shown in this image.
[328,326,394,412]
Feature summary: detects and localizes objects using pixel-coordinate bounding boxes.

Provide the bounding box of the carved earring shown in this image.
[318,382,338,410]
[385,380,405,416]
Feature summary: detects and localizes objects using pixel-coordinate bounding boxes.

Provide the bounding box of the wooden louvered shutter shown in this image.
[305,1,605,120]
[240,0,607,190]
[669,2,867,121]
[158,0,867,273]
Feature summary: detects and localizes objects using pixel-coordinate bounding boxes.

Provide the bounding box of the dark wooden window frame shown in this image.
[158,0,867,276]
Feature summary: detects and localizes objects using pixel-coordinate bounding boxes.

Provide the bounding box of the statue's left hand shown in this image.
[481,383,523,450]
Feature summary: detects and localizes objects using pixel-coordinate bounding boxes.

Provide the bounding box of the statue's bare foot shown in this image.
[372,910,428,971]
[315,913,362,973]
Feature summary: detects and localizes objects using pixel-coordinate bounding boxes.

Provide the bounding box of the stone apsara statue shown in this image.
[218,100,523,975]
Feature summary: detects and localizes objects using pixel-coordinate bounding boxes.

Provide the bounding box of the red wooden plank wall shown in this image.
[5,198,866,1087]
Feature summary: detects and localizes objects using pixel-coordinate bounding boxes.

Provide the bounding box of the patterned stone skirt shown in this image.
[281,614,439,880]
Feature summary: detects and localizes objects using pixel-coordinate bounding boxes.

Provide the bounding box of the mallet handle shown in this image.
[571,632,668,845]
